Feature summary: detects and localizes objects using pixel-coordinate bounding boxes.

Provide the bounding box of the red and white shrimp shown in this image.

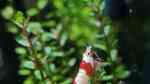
[73,46,101,84]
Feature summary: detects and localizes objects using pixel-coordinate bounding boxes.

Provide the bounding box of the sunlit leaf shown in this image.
[49,64,56,72]
[27,22,43,34]
[93,43,107,51]
[34,70,42,80]
[21,60,35,69]
[51,51,64,57]
[12,11,25,27]
[68,58,76,67]
[110,49,118,62]
[27,8,39,16]
[19,69,30,76]
[37,0,48,9]
[80,7,92,17]
[1,6,14,19]
[60,32,68,46]
[104,25,111,36]
[16,35,30,47]
[53,0,64,9]
[44,46,51,56]
[15,47,27,55]
[23,76,34,84]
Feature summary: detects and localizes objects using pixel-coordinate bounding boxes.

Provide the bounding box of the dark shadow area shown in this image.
[0,17,20,83]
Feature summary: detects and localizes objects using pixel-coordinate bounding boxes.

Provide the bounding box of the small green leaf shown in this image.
[104,25,111,36]
[27,22,43,34]
[115,65,130,79]
[19,69,30,75]
[68,58,76,67]
[7,23,18,33]
[49,64,56,72]
[44,46,51,56]
[16,35,30,47]
[93,43,107,51]
[27,8,39,16]
[32,40,42,51]
[41,32,52,42]
[21,60,35,69]
[15,47,27,55]
[1,6,14,19]
[13,11,25,25]
[53,0,64,9]
[52,51,64,57]
[110,49,118,62]
[80,7,92,17]
[61,78,72,84]
[37,0,48,9]
[34,70,42,80]
[23,76,34,84]
[116,70,130,79]
[52,75,63,81]
[101,75,113,81]
[60,32,68,46]
[42,20,56,27]
[100,70,106,76]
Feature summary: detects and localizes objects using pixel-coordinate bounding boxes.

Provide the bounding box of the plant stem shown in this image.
[20,17,46,82]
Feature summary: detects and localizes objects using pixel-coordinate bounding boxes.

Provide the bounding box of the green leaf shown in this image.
[101,75,113,81]
[27,8,39,16]
[49,64,56,72]
[80,7,92,17]
[61,78,72,84]
[88,79,93,84]
[41,32,52,42]
[27,22,43,34]
[52,51,64,57]
[32,39,42,51]
[7,23,18,33]
[53,0,64,9]
[68,58,76,67]
[44,46,52,56]
[37,0,48,9]
[19,69,30,76]
[21,60,35,69]
[42,20,56,27]
[16,35,30,47]
[110,49,118,62]
[52,75,63,81]
[93,43,107,51]
[106,82,112,84]
[115,65,130,79]
[15,47,27,55]
[1,6,14,19]
[104,25,111,36]
[13,11,25,25]
[60,32,68,46]
[23,76,34,84]
[34,70,42,80]
[100,1,106,12]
